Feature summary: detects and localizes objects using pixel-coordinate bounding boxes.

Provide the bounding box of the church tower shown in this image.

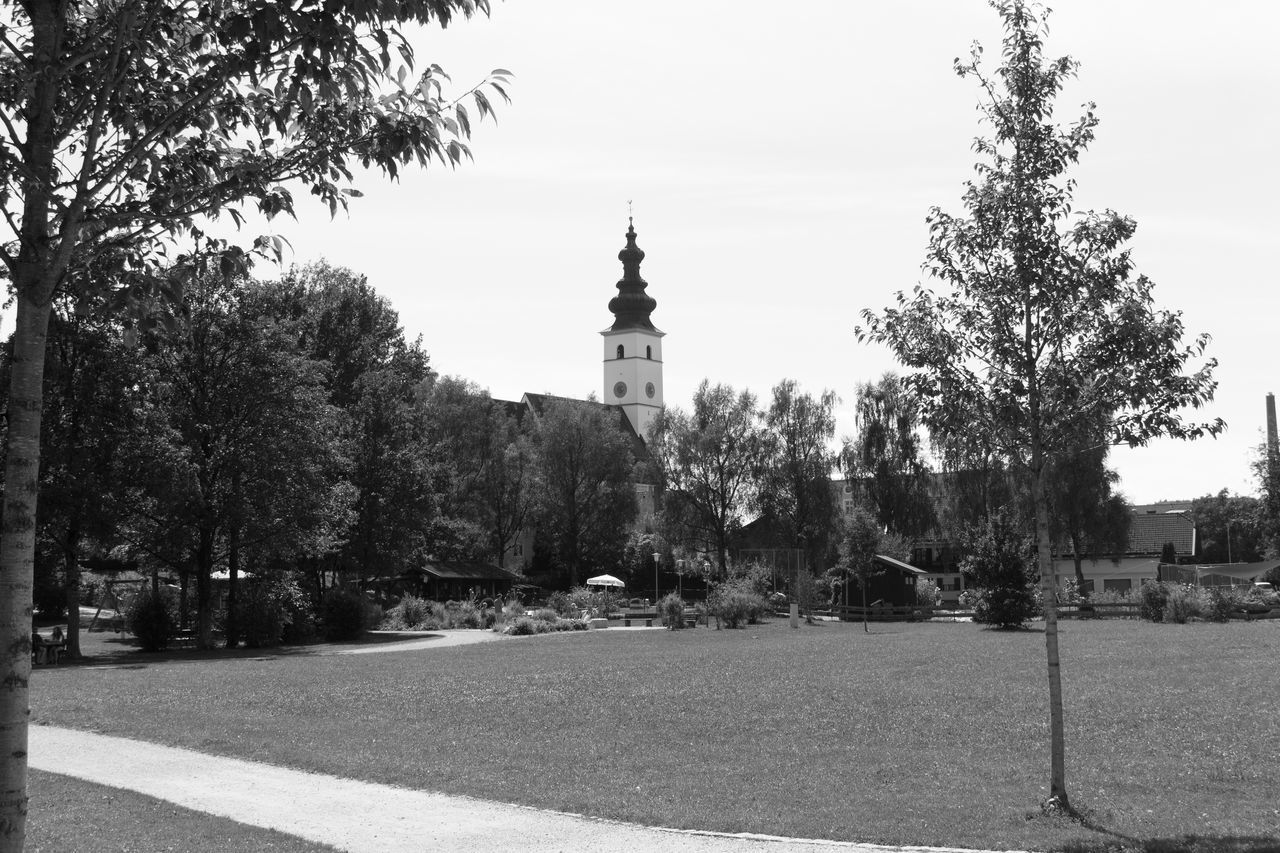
[602,218,664,440]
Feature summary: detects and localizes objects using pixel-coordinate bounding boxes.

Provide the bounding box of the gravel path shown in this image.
[29,726,1018,853]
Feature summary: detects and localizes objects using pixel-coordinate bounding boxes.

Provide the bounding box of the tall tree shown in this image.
[843,373,935,538]
[422,377,532,565]
[124,276,346,648]
[272,263,442,580]
[650,381,769,574]
[532,400,637,587]
[478,411,534,568]
[34,306,144,659]
[0,3,507,842]
[1189,491,1264,564]
[760,380,840,571]
[857,1,1220,815]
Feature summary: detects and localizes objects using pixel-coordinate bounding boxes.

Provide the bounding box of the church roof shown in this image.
[606,219,661,333]
[519,392,651,462]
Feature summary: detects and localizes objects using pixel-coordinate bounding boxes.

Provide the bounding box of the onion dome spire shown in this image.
[607,217,658,332]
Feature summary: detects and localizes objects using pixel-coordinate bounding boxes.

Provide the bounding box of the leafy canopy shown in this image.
[856,1,1220,465]
[0,0,510,308]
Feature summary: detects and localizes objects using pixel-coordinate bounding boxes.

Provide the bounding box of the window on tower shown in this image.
[616,344,624,359]
[646,345,652,359]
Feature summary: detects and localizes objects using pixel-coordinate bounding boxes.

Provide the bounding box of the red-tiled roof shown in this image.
[1128,512,1194,555]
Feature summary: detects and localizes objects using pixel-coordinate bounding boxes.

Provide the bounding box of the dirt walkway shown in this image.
[29,726,1017,853]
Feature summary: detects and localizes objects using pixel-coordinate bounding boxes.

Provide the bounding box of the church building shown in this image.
[498,219,664,571]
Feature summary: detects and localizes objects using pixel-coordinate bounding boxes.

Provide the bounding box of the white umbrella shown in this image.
[586,574,625,588]
[586,574,624,618]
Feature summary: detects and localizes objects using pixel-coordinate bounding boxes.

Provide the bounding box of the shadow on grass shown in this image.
[1054,836,1280,853]
[1040,808,1280,853]
[37,630,443,671]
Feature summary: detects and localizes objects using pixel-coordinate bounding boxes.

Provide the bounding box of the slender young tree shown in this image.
[857,1,1220,815]
[0,3,507,843]
[837,507,882,634]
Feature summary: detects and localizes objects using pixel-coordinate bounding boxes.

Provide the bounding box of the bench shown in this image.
[622,612,699,628]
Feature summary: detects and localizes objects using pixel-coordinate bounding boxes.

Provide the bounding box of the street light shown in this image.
[653,552,660,604]
[1227,519,1234,564]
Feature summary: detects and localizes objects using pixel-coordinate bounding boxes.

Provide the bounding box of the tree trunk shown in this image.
[195,527,215,648]
[861,572,869,634]
[0,293,55,850]
[225,472,241,649]
[225,541,240,649]
[1034,462,1072,814]
[1069,531,1088,600]
[63,522,82,659]
[0,4,65,844]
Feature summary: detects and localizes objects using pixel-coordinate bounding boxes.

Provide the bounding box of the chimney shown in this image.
[1268,392,1279,459]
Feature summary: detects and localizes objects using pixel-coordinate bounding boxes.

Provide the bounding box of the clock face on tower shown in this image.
[645,382,656,399]
[613,381,628,399]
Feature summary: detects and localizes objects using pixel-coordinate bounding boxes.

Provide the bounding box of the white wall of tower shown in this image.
[602,328,663,440]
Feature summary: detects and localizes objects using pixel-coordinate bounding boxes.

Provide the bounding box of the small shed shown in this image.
[400,561,523,602]
[842,554,927,607]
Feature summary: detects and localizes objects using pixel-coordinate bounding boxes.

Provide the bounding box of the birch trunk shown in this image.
[0,294,54,851]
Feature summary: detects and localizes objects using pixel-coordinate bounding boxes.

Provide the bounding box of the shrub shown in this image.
[969,585,1042,629]
[915,578,940,607]
[960,512,1040,629]
[127,588,177,652]
[500,612,588,635]
[1089,588,1134,605]
[1205,586,1247,623]
[1138,582,1169,622]
[506,616,547,636]
[567,586,596,613]
[1162,584,1200,624]
[282,599,318,644]
[546,591,574,617]
[238,582,293,648]
[1056,579,1083,606]
[657,592,686,629]
[320,588,371,641]
[384,595,432,630]
[707,580,768,629]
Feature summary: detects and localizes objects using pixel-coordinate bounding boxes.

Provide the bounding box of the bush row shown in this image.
[126,584,370,651]
[381,595,499,631]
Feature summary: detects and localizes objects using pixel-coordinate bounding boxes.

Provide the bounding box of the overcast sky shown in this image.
[207,2,1278,504]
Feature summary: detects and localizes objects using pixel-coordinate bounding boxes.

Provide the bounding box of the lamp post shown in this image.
[1226,519,1233,564]
[653,552,660,605]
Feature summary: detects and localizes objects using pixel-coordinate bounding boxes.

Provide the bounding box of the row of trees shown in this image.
[0,0,513,843]
[15,262,661,654]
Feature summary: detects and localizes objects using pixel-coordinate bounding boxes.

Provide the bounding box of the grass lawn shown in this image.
[29,619,1280,852]
[26,769,341,853]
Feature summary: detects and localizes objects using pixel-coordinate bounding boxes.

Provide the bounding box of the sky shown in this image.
[85,1,1280,504]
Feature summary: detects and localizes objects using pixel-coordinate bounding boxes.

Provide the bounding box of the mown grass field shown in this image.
[29,619,1280,852]
[25,770,341,853]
